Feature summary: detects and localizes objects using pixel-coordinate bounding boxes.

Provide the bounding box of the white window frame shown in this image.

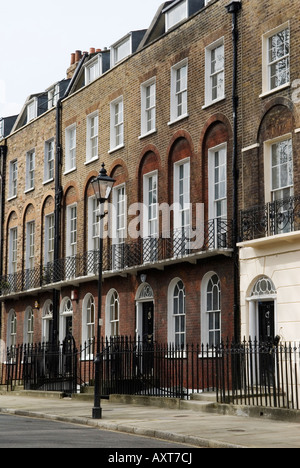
[8,227,18,275]
[44,139,54,183]
[105,289,120,338]
[65,124,76,173]
[27,98,37,122]
[167,278,186,349]
[204,38,225,108]
[25,221,35,271]
[111,185,127,270]
[24,307,34,345]
[165,0,188,32]
[111,35,131,67]
[173,158,190,231]
[109,97,124,152]
[8,160,18,200]
[42,300,53,343]
[169,59,188,124]
[85,55,101,85]
[140,78,156,138]
[66,204,77,258]
[208,143,227,221]
[25,149,35,192]
[88,196,100,252]
[264,134,293,204]
[7,310,17,349]
[201,272,221,348]
[82,293,95,354]
[86,112,99,163]
[261,23,290,97]
[44,213,55,265]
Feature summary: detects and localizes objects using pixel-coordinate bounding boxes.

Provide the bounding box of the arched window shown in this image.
[168,279,186,348]
[201,272,221,346]
[42,300,53,343]
[24,307,34,345]
[7,310,17,348]
[207,274,221,347]
[82,294,95,344]
[105,290,120,338]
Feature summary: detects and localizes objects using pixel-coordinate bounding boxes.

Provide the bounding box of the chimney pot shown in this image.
[70,53,75,65]
[75,50,82,62]
[90,47,96,54]
[96,49,102,53]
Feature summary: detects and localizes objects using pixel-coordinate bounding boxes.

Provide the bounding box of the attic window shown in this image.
[27,99,37,122]
[112,36,131,66]
[165,0,188,31]
[85,55,101,85]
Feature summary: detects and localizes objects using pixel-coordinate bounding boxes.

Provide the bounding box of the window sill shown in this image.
[43,178,54,185]
[202,96,226,110]
[259,83,290,99]
[84,156,99,166]
[63,167,76,176]
[7,195,17,202]
[138,129,157,140]
[108,144,125,154]
[168,113,189,126]
[24,188,34,194]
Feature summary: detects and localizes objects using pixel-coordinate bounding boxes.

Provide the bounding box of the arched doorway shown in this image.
[248,276,277,342]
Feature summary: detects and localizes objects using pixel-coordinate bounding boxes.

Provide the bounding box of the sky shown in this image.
[0,0,166,118]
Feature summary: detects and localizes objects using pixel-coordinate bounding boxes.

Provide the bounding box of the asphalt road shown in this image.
[0,414,199,449]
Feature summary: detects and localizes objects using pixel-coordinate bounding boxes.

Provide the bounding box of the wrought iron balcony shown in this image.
[0,219,232,298]
[240,196,300,242]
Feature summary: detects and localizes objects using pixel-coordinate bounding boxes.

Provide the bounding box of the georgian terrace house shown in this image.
[0,0,239,354]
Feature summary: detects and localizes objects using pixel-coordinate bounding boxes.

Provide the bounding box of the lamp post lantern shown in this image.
[91,163,115,419]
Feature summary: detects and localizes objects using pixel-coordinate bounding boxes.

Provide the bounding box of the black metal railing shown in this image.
[216,339,300,410]
[1,337,300,410]
[240,195,300,242]
[0,219,232,297]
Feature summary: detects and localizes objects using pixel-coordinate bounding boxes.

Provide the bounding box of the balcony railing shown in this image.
[240,196,300,242]
[0,219,232,297]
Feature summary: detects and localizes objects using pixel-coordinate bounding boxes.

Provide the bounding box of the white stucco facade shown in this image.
[238,231,300,342]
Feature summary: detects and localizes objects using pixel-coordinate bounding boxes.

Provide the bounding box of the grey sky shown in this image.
[0,0,165,118]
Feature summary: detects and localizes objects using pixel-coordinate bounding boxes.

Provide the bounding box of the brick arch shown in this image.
[257,97,295,142]
[109,159,129,187]
[137,146,162,202]
[64,183,79,206]
[257,101,294,143]
[22,202,36,224]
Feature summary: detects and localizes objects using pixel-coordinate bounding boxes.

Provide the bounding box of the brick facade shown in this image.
[7,0,300,349]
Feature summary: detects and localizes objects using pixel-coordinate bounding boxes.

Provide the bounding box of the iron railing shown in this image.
[216,339,300,410]
[240,195,300,242]
[0,219,232,297]
[2,337,300,410]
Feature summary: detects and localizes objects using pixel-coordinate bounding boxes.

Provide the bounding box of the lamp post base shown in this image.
[92,407,102,419]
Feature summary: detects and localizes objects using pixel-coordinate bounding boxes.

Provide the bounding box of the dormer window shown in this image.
[85,55,101,85]
[111,35,131,67]
[47,84,59,110]
[27,99,37,122]
[165,0,188,31]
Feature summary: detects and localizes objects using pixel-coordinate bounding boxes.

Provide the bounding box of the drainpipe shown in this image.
[0,143,7,340]
[52,53,88,345]
[226,1,242,342]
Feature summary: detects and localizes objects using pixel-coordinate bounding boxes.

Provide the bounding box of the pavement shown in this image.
[1,391,300,448]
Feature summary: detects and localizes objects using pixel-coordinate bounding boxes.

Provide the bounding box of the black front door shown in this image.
[258,301,275,386]
[142,302,154,344]
[142,302,154,376]
[259,301,275,342]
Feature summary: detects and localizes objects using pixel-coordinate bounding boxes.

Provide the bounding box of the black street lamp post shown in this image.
[91,163,115,419]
